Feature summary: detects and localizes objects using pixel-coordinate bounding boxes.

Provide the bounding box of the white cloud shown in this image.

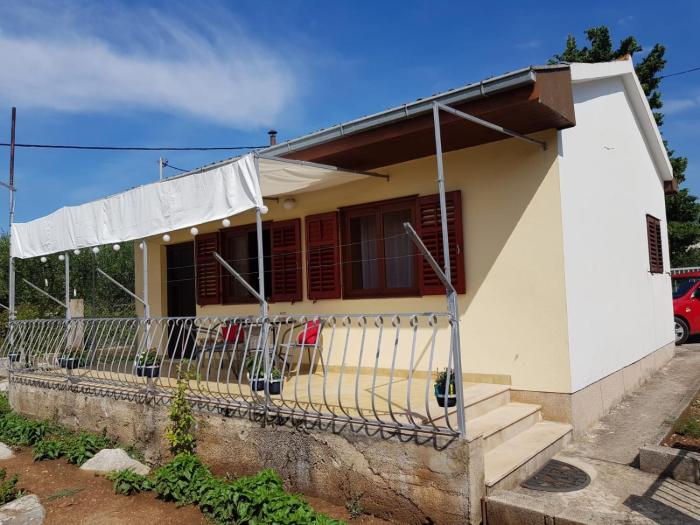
[618,15,635,26]
[664,98,699,115]
[0,2,299,128]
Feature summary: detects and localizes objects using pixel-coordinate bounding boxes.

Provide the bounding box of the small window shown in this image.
[340,197,418,298]
[646,214,663,274]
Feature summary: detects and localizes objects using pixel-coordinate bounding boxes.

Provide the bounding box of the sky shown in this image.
[0,0,698,224]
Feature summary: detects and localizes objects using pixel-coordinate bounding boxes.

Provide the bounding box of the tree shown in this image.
[553,26,700,266]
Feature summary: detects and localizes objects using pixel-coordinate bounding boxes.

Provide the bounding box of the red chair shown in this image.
[280,320,323,375]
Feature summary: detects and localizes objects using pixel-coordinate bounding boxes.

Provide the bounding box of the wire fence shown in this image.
[0,314,464,437]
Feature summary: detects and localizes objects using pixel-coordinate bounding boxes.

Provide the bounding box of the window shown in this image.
[195,233,221,306]
[221,224,272,304]
[340,197,419,298]
[646,214,663,274]
[217,219,302,304]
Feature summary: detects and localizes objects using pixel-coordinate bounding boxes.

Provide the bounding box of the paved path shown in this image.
[487,345,700,524]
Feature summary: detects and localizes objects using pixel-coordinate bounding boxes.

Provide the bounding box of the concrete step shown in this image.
[462,383,511,420]
[484,421,572,492]
[467,402,541,451]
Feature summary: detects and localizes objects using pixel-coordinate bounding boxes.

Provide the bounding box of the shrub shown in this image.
[108,469,152,496]
[0,414,47,446]
[33,439,65,461]
[0,469,20,505]
[0,395,11,416]
[152,453,212,505]
[63,432,111,465]
[165,371,196,456]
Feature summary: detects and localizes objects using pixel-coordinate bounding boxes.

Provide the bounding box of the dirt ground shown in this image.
[662,387,700,453]
[0,448,390,524]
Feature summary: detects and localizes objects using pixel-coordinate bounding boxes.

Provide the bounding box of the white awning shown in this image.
[11,153,371,259]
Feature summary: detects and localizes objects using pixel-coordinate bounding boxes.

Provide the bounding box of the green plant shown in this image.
[153,453,212,505]
[33,439,65,461]
[108,469,152,496]
[0,395,11,416]
[0,414,48,446]
[63,431,111,465]
[674,417,700,439]
[135,349,159,367]
[46,488,82,501]
[245,355,282,380]
[434,368,456,395]
[0,469,20,505]
[165,370,196,456]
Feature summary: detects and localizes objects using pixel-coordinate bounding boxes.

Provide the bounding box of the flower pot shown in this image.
[8,353,21,363]
[248,375,282,394]
[58,357,82,370]
[434,384,456,407]
[136,365,160,378]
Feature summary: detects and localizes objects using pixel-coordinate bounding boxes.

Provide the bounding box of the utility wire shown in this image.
[0,143,266,151]
[660,66,700,79]
[163,162,190,173]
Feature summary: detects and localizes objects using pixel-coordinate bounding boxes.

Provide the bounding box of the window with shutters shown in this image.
[646,214,663,274]
[416,191,466,295]
[270,219,302,302]
[306,212,341,300]
[194,233,221,306]
[221,224,272,304]
[340,196,419,299]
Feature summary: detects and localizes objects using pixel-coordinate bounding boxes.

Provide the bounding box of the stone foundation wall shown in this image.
[8,379,483,524]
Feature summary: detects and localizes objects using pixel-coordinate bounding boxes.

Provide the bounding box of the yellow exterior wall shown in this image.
[135,130,572,393]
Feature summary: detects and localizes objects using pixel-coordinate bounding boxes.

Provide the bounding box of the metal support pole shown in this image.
[158,158,164,181]
[212,253,264,304]
[22,278,66,308]
[65,253,70,320]
[8,108,16,323]
[432,102,466,438]
[142,240,150,318]
[96,268,146,306]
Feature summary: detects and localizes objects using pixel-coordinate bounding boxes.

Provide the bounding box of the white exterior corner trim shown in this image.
[569,60,673,183]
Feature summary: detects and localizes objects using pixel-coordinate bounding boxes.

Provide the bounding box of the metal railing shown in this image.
[671,267,700,276]
[0,314,464,437]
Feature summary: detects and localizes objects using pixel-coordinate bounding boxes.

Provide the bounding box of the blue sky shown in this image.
[0,0,698,224]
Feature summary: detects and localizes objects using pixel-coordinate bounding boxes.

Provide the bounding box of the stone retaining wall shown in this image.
[8,379,483,524]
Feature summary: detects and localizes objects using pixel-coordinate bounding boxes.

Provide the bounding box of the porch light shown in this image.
[40,257,47,263]
[282,198,296,210]
[58,254,65,261]
[92,247,100,254]
[112,244,120,251]
[162,234,171,243]
[259,205,269,215]
[222,218,231,228]
[73,249,81,255]
[190,227,199,236]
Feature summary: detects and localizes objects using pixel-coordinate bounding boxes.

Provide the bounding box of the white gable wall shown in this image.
[558,75,674,392]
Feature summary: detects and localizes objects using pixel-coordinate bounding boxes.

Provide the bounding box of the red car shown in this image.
[673,271,700,344]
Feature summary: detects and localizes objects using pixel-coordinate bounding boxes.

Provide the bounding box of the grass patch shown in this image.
[674,417,700,439]
[46,488,82,501]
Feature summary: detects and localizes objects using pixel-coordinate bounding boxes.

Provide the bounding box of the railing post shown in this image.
[432,102,466,439]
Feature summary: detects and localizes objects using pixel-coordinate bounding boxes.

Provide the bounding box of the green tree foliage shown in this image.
[0,234,135,321]
[165,370,197,456]
[553,26,699,266]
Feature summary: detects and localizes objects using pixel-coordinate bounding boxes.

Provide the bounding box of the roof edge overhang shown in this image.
[261,64,573,161]
[570,59,674,182]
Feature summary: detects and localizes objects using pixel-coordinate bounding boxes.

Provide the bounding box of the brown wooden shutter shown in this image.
[646,214,663,274]
[270,219,302,302]
[195,232,221,305]
[417,191,466,295]
[306,212,341,300]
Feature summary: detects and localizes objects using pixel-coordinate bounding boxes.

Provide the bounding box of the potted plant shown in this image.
[58,348,85,370]
[246,355,283,395]
[135,349,160,378]
[434,368,457,407]
[7,351,21,364]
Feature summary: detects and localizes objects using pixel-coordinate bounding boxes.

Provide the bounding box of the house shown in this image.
[5,57,675,522]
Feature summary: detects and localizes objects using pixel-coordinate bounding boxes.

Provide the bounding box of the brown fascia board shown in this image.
[664,178,679,195]
[262,65,575,166]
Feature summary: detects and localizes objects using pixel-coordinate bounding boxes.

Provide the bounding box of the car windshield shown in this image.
[673,277,699,299]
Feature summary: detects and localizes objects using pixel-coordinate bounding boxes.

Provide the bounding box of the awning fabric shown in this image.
[11,153,368,259]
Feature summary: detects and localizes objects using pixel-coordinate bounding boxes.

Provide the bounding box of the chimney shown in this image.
[268,129,278,146]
